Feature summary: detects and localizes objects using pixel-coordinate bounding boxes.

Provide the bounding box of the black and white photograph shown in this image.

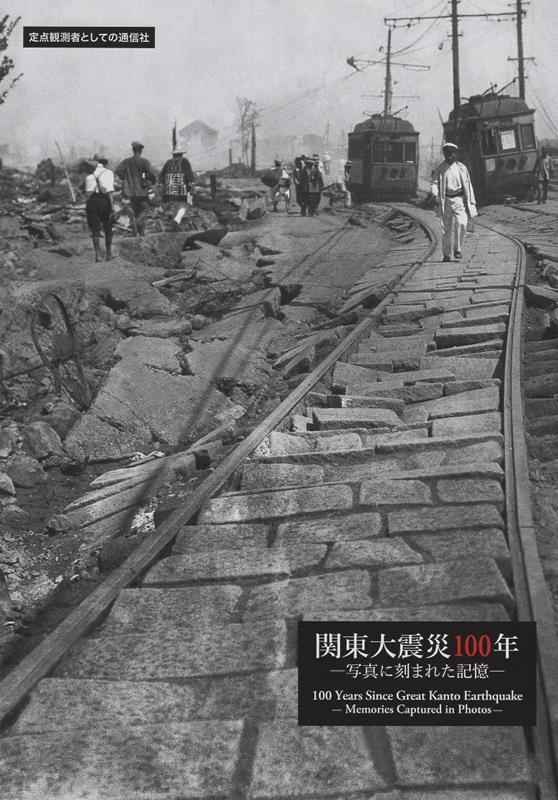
[1,1,558,797]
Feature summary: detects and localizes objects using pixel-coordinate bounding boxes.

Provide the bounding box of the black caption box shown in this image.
[23,27,155,48]
[298,622,536,726]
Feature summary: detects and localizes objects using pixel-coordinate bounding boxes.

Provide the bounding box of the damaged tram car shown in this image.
[347,114,419,202]
[443,93,537,204]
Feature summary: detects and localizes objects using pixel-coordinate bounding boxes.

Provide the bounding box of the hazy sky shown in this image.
[3,0,558,167]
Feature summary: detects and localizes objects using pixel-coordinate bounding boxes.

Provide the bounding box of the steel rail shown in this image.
[0,207,437,727]
[477,216,558,799]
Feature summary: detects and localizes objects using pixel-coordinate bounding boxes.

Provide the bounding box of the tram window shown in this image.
[372,141,385,163]
[520,123,536,149]
[386,141,404,162]
[482,128,498,155]
[499,128,518,151]
[404,142,416,162]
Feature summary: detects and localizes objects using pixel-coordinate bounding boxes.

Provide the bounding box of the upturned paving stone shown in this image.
[388,503,504,534]
[437,477,504,506]
[327,538,423,569]
[314,432,364,451]
[102,586,241,633]
[409,529,510,577]
[275,512,382,545]
[328,394,405,413]
[348,352,394,369]
[419,386,500,419]
[360,479,431,507]
[471,288,513,304]
[248,723,387,797]
[173,522,268,552]
[306,602,510,622]
[432,411,502,437]
[57,621,287,679]
[0,721,243,799]
[240,462,324,490]
[387,726,531,786]
[420,311,467,330]
[361,334,432,352]
[374,431,503,455]
[444,308,509,326]
[434,340,504,357]
[254,430,311,456]
[329,460,503,485]
[435,323,506,349]
[311,407,403,430]
[376,367,457,386]
[243,571,373,620]
[444,378,500,395]
[143,544,328,583]
[402,405,429,424]
[199,483,353,524]
[422,354,499,379]
[379,559,514,609]
[351,382,445,402]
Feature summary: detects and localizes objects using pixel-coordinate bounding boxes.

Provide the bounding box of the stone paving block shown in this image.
[379,559,514,609]
[13,678,198,732]
[243,571,373,620]
[422,354,499,380]
[375,431,503,455]
[348,353,394,370]
[420,386,500,419]
[254,431,311,457]
[363,334,432,352]
[198,668,299,721]
[330,460,503,486]
[306,602,510,622]
[327,537,423,569]
[102,586,241,633]
[0,722,244,799]
[360,479,431,507]
[329,394,405,413]
[362,428,429,446]
[444,439,503,464]
[420,311,467,330]
[333,361,381,390]
[248,723,387,797]
[58,621,287,680]
[402,405,429,424]
[447,307,510,326]
[241,462,324,490]
[437,477,504,506]
[199,483,353,524]
[435,323,506,349]
[173,522,269,553]
[367,791,533,800]
[471,288,513,304]
[432,411,502,437]
[375,368,456,386]
[444,378,500,395]
[387,726,531,786]
[143,549,290,583]
[409,528,510,578]
[388,503,504,534]
[396,291,433,303]
[311,407,403,430]
[276,512,382,545]
[314,432,363,451]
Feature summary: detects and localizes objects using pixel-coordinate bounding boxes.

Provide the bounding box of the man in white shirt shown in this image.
[430,143,477,262]
[85,156,115,262]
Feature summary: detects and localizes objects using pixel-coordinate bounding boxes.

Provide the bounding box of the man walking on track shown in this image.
[431,142,477,262]
[116,141,157,236]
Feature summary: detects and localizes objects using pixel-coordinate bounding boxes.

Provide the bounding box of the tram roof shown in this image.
[353,114,417,134]
[448,94,535,121]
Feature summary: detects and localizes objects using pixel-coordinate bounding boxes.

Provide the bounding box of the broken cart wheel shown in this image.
[30,292,92,410]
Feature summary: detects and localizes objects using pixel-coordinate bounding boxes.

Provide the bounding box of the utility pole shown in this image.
[515,0,525,99]
[451,0,460,117]
[384,26,392,115]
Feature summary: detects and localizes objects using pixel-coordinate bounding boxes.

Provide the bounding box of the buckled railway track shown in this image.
[0,203,557,799]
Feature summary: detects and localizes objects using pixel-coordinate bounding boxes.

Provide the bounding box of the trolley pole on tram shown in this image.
[384,26,393,116]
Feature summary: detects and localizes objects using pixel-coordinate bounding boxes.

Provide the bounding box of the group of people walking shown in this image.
[83,141,194,262]
[268,155,352,217]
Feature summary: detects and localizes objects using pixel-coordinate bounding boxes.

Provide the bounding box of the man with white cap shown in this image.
[115,141,157,236]
[430,142,477,262]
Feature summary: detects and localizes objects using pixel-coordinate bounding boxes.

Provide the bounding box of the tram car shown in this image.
[347,114,419,201]
[443,93,537,204]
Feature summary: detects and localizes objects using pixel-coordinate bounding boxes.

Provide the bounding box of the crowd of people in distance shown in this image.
[266,154,352,217]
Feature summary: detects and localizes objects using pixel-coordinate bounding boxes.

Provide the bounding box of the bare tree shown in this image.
[236,97,258,167]
[0,15,23,105]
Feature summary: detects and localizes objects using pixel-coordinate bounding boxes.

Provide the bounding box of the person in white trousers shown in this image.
[430,143,477,262]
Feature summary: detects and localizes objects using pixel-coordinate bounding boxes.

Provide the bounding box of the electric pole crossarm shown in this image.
[385,11,523,23]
